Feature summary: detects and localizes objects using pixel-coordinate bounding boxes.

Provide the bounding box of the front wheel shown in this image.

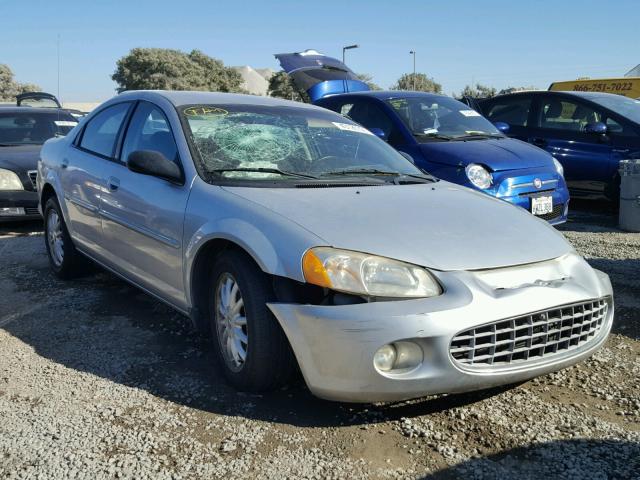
[208,250,296,392]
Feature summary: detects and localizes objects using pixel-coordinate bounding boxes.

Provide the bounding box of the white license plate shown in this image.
[531,196,553,216]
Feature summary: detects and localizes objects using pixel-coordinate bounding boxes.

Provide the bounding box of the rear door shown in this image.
[274,50,369,102]
[526,95,612,194]
[99,101,189,308]
[65,102,132,253]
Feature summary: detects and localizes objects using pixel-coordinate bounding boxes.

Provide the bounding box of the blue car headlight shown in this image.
[553,157,565,177]
[465,164,492,190]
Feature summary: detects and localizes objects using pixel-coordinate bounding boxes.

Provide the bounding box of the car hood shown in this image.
[0,144,41,171]
[420,138,553,172]
[224,182,571,271]
[274,50,370,102]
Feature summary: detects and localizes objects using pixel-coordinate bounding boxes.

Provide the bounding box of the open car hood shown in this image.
[16,92,61,108]
[274,50,370,102]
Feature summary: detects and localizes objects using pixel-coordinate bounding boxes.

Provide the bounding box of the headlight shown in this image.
[465,163,492,189]
[0,169,23,190]
[553,157,564,177]
[302,247,442,298]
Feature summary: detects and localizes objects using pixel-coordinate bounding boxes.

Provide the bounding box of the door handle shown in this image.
[530,137,547,147]
[61,158,69,169]
[107,176,120,191]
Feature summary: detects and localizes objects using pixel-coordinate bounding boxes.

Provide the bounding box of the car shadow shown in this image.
[423,438,639,479]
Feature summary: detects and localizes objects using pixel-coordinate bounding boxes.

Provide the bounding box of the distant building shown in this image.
[625,64,640,77]
[232,66,274,96]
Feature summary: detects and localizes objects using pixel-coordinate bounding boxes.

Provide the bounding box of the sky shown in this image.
[1,0,639,103]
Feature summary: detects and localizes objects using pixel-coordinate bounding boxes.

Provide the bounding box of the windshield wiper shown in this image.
[413,132,453,141]
[321,168,436,183]
[321,168,400,176]
[456,133,503,140]
[209,167,319,179]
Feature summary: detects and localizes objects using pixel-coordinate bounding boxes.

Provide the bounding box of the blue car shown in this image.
[477,91,640,201]
[275,50,570,224]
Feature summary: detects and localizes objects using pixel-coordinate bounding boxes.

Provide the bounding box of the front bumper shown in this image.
[268,255,613,403]
[0,190,40,221]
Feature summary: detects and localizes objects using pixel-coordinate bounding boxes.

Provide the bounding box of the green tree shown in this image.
[458,83,497,98]
[392,73,442,93]
[356,73,381,91]
[267,71,309,102]
[0,64,41,101]
[112,48,243,93]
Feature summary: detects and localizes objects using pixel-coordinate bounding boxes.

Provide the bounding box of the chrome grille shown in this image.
[27,170,38,190]
[450,298,609,368]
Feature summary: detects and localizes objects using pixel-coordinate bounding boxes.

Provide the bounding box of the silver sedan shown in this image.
[37,91,613,402]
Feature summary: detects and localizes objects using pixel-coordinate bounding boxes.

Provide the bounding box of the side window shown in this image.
[342,100,402,143]
[339,103,355,117]
[604,116,633,136]
[538,98,600,131]
[485,97,532,126]
[121,102,178,164]
[79,103,130,158]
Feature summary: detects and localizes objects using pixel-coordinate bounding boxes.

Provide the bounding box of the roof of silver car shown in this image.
[116,90,320,109]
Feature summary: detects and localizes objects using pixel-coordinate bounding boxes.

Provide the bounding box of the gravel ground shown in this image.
[0,201,638,479]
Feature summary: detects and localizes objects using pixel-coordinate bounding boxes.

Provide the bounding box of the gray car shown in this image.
[38,91,613,403]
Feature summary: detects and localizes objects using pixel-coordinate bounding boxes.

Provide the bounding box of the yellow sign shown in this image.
[549,78,640,99]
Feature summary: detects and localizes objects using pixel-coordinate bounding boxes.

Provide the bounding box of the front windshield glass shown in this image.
[588,95,640,125]
[387,96,502,141]
[180,104,425,182]
[0,111,77,146]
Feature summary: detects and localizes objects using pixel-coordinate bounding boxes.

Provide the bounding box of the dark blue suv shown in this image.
[276,50,570,224]
[478,91,640,201]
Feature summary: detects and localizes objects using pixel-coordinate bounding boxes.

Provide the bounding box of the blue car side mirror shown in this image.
[493,122,510,134]
[369,127,387,141]
[584,122,607,135]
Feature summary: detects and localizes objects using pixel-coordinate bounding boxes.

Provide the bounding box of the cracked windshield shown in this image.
[181,105,423,181]
[388,97,502,141]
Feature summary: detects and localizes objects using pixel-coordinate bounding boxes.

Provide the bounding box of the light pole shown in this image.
[342,44,359,63]
[409,50,416,90]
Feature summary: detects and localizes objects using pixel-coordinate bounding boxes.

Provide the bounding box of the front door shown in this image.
[528,96,612,195]
[99,101,189,308]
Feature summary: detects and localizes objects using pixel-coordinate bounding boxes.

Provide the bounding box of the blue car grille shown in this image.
[450,297,609,368]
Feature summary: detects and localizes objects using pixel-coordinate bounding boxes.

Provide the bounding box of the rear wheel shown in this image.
[43,197,85,279]
[208,250,296,392]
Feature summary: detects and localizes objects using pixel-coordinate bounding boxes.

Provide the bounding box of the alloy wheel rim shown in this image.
[215,273,248,372]
[47,209,64,267]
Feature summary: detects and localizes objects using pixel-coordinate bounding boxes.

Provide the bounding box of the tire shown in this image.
[208,250,296,392]
[43,196,86,279]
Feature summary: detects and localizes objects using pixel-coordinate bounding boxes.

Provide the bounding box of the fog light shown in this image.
[374,342,423,373]
[373,344,396,372]
[0,207,25,216]
[393,341,424,370]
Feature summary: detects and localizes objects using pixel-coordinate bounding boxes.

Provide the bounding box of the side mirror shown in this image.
[493,121,510,134]
[127,150,182,183]
[369,127,388,141]
[584,122,607,135]
[398,151,415,164]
